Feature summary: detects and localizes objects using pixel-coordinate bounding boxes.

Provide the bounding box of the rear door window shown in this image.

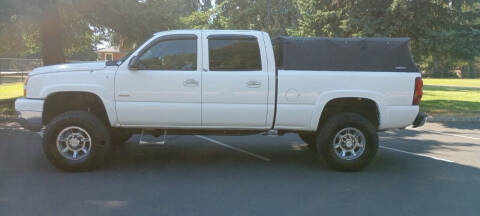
[208,36,261,71]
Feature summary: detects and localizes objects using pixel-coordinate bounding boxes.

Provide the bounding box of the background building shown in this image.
[95,46,127,61]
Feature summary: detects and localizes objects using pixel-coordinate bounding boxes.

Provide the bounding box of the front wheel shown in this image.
[43,111,111,171]
[316,112,378,171]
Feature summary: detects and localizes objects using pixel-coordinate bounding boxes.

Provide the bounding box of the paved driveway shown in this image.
[0,122,479,216]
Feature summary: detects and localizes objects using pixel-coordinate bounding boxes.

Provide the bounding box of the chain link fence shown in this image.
[0,58,43,84]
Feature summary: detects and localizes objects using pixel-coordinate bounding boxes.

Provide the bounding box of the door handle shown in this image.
[246,80,262,88]
[183,79,199,87]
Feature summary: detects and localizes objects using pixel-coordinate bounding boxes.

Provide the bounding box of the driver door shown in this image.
[114,33,202,127]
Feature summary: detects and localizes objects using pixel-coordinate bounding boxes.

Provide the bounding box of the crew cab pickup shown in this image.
[15,30,426,171]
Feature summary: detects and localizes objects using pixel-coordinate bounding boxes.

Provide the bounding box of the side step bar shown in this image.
[262,130,278,136]
[139,129,167,145]
[137,129,282,145]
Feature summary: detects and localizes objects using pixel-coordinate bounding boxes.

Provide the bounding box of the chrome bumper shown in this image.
[15,98,44,132]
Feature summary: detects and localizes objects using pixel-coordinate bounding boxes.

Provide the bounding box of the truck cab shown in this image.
[114,30,276,129]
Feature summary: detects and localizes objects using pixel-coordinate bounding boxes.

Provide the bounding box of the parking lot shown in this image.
[0,121,479,216]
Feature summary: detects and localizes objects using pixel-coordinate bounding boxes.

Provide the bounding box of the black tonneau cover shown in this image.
[272,36,418,72]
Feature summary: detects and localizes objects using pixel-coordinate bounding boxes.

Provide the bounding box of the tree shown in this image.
[292,0,480,77]
[79,0,204,46]
[181,0,299,37]
[0,0,15,31]
[0,0,41,58]
[1,0,477,77]
[288,0,352,37]
[0,0,111,62]
[39,0,65,65]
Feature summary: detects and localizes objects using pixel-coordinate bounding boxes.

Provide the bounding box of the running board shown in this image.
[262,130,278,136]
[139,129,167,145]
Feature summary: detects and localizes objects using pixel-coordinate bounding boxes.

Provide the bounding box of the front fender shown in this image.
[27,70,117,125]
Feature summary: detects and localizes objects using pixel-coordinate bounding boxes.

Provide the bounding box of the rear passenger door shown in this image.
[201,33,269,128]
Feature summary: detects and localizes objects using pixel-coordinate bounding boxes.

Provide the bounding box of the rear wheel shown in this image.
[316,112,378,171]
[43,111,111,171]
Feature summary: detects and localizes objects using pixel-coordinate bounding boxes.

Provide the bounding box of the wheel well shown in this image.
[43,92,110,126]
[317,97,379,130]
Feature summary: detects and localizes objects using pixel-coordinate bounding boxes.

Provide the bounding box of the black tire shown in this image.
[316,112,378,171]
[299,133,317,151]
[43,111,111,171]
[110,128,133,145]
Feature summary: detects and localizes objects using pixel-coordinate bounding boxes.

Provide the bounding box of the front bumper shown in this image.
[15,98,44,132]
[412,112,427,128]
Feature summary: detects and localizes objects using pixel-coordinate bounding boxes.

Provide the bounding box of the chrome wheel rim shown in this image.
[332,127,366,160]
[56,126,92,160]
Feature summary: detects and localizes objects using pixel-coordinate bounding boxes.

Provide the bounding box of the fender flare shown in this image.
[310,90,385,130]
[42,86,117,126]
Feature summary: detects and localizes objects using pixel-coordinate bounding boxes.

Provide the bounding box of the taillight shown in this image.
[412,77,423,105]
[23,76,29,97]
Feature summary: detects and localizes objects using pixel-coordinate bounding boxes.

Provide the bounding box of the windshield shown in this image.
[117,47,138,65]
[117,37,151,65]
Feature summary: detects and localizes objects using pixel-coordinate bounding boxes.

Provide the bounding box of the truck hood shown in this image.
[29,61,108,76]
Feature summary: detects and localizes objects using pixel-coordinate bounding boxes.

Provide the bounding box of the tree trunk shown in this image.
[475,58,480,78]
[467,61,474,78]
[40,0,65,66]
[432,55,441,77]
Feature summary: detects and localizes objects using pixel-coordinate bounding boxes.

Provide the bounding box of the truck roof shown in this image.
[153,29,264,35]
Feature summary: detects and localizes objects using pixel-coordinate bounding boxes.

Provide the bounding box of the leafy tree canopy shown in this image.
[291,0,480,76]
[0,0,478,77]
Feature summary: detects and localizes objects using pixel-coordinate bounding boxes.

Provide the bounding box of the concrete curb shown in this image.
[428,115,480,122]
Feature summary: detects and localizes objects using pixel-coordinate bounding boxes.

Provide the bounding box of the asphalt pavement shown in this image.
[0,121,479,216]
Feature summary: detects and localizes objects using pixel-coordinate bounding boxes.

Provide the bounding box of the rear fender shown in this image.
[310,90,385,130]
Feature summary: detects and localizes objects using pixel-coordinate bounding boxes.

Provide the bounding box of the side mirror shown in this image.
[128,56,140,70]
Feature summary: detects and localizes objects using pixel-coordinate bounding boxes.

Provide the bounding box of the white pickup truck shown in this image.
[15,30,426,171]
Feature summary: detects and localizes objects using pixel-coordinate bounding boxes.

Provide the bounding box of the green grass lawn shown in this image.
[421,86,480,115]
[0,82,23,100]
[423,78,480,88]
[0,82,22,116]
